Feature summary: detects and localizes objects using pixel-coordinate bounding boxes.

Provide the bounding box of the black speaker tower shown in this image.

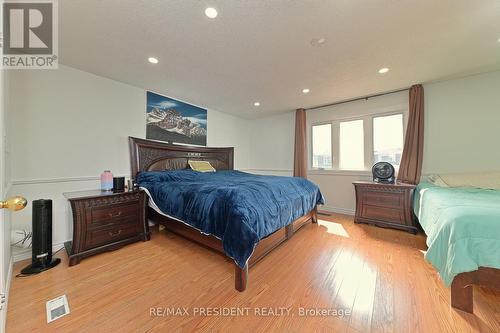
[20,199,61,275]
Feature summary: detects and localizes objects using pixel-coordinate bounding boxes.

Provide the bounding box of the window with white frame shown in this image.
[339,119,365,170]
[310,112,405,171]
[311,123,332,169]
[373,114,404,169]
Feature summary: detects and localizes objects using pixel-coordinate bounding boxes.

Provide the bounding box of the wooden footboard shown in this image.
[148,206,318,291]
[451,267,500,313]
[235,207,317,291]
[129,138,319,292]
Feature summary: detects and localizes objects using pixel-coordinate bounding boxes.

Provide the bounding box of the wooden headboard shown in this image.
[128,137,234,180]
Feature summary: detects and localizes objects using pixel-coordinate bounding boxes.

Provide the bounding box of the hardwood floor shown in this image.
[7,212,500,332]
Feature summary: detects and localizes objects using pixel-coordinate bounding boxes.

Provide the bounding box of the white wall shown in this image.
[247,112,295,176]
[207,108,250,169]
[422,70,500,174]
[8,64,500,260]
[247,92,409,214]
[248,70,500,214]
[7,65,250,260]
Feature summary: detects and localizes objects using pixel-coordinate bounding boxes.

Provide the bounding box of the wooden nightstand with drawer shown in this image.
[353,181,418,234]
[63,189,149,266]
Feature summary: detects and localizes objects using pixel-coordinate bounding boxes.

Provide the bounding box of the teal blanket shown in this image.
[414,183,500,286]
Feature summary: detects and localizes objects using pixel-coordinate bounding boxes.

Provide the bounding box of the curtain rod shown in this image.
[305,87,410,111]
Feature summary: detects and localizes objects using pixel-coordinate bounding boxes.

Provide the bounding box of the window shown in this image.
[373,114,404,168]
[310,111,406,171]
[312,124,332,169]
[339,120,364,170]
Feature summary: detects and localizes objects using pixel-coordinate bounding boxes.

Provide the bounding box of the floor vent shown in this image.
[46,295,70,323]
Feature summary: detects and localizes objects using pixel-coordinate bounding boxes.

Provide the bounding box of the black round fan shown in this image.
[372,162,395,184]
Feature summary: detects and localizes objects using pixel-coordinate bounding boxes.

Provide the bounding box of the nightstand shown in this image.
[63,189,149,266]
[353,181,417,234]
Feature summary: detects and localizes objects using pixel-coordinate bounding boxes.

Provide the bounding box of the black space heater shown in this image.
[20,199,61,275]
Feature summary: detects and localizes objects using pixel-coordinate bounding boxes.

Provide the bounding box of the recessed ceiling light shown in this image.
[378,67,389,74]
[253,102,260,107]
[148,57,159,64]
[310,38,326,47]
[497,37,500,42]
[205,7,218,18]
[302,88,310,94]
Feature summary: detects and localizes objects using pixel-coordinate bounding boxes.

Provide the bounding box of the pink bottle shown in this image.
[100,170,113,191]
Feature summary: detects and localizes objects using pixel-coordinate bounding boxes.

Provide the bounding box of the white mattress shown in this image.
[140,186,185,223]
[140,186,221,239]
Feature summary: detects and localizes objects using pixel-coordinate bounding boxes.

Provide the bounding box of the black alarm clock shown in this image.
[372,162,395,184]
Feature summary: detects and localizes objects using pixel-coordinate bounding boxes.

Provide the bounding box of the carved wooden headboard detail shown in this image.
[128,137,234,180]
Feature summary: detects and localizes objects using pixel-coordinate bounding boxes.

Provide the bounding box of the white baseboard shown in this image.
[320,205,355,216]
[12,242,67,263]
[12,248,30,263]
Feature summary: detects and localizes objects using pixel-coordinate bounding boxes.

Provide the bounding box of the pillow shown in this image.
[429,171,500,189]
[188,160,216,172]
[428,174,449,187]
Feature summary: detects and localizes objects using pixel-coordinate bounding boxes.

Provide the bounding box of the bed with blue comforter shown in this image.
[137,170,324,268]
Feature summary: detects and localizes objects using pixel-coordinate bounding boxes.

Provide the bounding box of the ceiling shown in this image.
[59,1,500,118]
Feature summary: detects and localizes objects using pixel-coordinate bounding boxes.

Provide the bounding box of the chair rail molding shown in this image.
[11,175,129,186]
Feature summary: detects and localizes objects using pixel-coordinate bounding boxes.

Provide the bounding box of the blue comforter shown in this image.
[137,170,324,268]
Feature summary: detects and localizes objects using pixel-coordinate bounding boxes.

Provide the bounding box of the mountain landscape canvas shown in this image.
[146,91,207,146]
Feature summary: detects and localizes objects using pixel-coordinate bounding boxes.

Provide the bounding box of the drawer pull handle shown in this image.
[108,211,122,218]
[108,230,122,237]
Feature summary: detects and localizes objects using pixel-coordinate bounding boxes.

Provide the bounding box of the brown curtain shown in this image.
[397,84,424,184]
[293,108,307,178]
